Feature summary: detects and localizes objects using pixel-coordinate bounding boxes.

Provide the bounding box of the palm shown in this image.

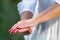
[9,18,37,34]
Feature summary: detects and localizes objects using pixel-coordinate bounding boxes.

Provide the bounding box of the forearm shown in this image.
[34,3,60,24]
[19,11,33,35]
[20,11,33,20]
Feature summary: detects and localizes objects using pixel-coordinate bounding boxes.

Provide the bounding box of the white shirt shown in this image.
[17,0,60,14]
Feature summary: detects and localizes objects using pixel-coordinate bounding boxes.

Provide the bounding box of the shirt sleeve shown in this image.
[17,0,37,14]
[54,0,60,5]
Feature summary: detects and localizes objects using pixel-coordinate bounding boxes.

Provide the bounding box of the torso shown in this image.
[38,0,54,13]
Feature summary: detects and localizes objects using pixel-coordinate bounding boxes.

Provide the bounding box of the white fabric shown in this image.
[17,0,60,40]
[17,0,37,14]
[55,0,60,4]
[17,0,60,14]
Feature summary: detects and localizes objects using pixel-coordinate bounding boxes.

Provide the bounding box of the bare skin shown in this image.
[9,11,33,34]
[19,11,33,35]
[20,11,33,20]
[9,2,60,34]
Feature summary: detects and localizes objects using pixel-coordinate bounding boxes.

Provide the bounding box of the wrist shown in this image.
[32,18,39,26]
[20,11,33,20]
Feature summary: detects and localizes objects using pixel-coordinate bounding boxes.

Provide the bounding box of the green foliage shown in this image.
[0,0,24,40]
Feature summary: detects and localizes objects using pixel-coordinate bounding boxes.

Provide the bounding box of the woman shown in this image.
[9,0,60,40]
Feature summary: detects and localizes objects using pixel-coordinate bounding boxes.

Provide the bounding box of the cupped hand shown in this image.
[9,27,32,35]
[9,18,37,34]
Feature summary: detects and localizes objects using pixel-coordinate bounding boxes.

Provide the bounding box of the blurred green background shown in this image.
[0,0,24,40]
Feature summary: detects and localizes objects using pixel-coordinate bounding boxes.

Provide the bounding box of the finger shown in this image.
[9,28,16,34]
[9,27,18,34]
[10,29,19,34]
[13,29,19,34]
[16,27,30,30]
[16,26,29,29]
[10,23,19,31]
[9,29,16,34]
[9,24,19,33]
[16,27,31,33]
[22,29,32,35]
[17,28,29,33]
[16,27,32,35]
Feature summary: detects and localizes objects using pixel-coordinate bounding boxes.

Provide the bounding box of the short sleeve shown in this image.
[17,0,37,14]
[55,0,60,4]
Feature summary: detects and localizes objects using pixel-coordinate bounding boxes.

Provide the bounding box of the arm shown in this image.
[9,0,60,34]
[20,11,33,20]
[17,0,37,34]
[15,1,60,28]
[34,2,60,24]
[20,11,33,35]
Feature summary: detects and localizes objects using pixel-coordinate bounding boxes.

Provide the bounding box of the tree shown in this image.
[0,0,24,40]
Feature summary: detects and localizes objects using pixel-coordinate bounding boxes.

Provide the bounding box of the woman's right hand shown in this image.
[9,27,32,35]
